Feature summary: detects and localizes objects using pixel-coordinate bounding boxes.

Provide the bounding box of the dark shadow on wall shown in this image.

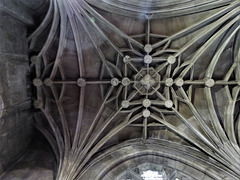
[0,128,55,180]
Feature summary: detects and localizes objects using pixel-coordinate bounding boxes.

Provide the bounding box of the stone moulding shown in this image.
[28,0,240,179]
[79,139,237,180]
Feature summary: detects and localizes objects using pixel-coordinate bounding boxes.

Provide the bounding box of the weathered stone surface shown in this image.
[1,0,240,179]
[0,0,34,25]
[0,134,54,180]
[0,6,33,175]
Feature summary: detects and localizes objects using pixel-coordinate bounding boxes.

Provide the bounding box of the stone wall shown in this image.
[0,4,32,175]
[0,0,49,175]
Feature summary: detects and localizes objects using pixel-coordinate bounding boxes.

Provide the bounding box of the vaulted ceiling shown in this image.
[25,0,240,179]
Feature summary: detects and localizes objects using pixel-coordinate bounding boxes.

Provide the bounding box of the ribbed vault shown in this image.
[79,139,237,180]
[29,0,240,179]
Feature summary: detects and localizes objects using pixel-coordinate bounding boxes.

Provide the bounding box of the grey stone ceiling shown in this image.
[3,0,239,179]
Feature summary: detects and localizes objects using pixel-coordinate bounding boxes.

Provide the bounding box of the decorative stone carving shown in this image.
[29,0,240,179]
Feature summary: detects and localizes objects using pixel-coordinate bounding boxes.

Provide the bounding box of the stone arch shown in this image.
[79,139,236,180]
